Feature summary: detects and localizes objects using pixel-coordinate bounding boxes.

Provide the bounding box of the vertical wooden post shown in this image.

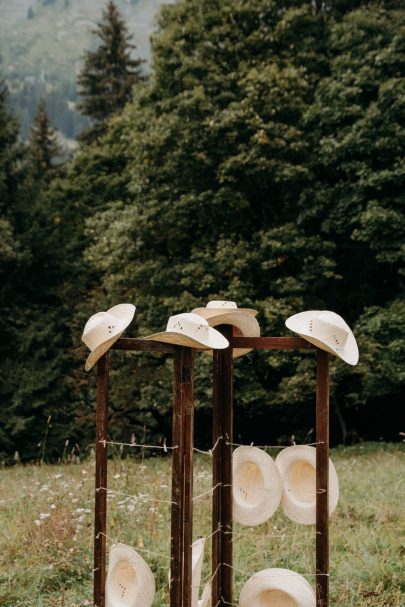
[212,326,233,607]
[316,349,329,607]
[94,352,109,607]
[171,346,195,607]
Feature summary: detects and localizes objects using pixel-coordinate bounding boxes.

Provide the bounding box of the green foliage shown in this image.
[0,0,404,459]
[77,1,146,138]
[80,0,404,447]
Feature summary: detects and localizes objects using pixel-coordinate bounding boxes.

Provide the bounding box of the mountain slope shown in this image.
[0,0,170,137]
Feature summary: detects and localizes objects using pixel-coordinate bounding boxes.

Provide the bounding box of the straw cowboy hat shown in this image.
[106,543,155,607]
[285,310,359,365]
[192,538,205,607]
[239,568,315,607]
[275,445,339,525]
[144,313,229,349]
[191,301,260,358]
[168,537,205,606]
[233,446,282,526]
[198,583,211,607]
[82,303,136,371]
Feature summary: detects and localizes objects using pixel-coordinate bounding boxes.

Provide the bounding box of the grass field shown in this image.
[0,442,404,606]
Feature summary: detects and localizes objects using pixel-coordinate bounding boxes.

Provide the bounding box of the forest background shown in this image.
[0,0,404,463]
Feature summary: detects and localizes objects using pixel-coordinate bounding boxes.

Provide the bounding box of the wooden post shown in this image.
[316,349,329,607]
[171,346,195,607]
[212,326,233,607]
[94,352,109,607]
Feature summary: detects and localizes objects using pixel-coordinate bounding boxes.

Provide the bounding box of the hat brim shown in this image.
[198,583,211,607]
[192,538,205,607]
[239,568,315,607]
[285,311,359,365]
[106,543,155,607]
[144,329,229,350]
[233,446,282,526]
[192,307,258,319]
[191,310,260,358]
[275,445,339,525]
[85,330,125,371]
[85,304,136,371]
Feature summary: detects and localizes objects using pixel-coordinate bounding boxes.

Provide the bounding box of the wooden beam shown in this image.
[112,336,313,352]
[316,349,329,607]
[112,337,175,353]
[230,336,314,350]
[94,352,109,607]
[212,326,233,607]
[170,346,194,607]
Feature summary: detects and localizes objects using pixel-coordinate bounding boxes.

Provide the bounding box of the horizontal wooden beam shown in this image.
[111,338,175,354]
[111,336,313,353]
[229,336,314,350]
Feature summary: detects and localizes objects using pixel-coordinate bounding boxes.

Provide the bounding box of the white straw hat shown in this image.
[198,583,211,607]
[275,446,339,525]
[233,446,282,526]
[192,538,205,607]
[144,313,229,349]
[191,301,260,358]
[168,538,206,604]
[239,568,315,607]
[82,303,136,371]
[285,310,359,365]
[106,543,155,607]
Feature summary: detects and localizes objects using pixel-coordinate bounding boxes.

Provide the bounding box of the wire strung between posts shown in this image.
[225,528,320,539]
[223,562,330,579]
[193,435,223,456]
[200,561,222,586]
[96,486,176,505]
[221,597,238,607]
[192,482,221,502]
[99,439,177,452]
[96,531,171,561]
[198,524,222,544]
[225,441,324,449]
[224,483,328,496]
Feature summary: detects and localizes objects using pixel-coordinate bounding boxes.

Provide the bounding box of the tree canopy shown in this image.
[0,0,403,461]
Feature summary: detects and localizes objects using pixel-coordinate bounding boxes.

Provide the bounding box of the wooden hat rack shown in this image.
[93,328,330,607]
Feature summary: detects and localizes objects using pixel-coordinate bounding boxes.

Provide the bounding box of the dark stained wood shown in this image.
[94,352,109,607]
[170,346,194,607]
[316,349,330,607]
[182,348,194,607]
[170,347,183,607]
[212,326,233,607]
[230,336,314,350]
[112,337,175,353]
[112,336,312,352]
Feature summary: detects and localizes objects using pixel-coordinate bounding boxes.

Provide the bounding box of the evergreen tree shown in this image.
[29,99,61,179]
[77,1,145,138]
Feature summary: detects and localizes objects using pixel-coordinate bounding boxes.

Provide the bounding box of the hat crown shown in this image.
[206,300,237,309]
[82,312,122,351]
[311,314,349,350]
[167,313,210,337]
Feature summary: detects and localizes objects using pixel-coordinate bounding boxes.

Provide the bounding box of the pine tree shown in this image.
[29,99,61,179]
[77,1,145,132]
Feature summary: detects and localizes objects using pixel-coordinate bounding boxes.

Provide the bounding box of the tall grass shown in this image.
[0,443,403,606]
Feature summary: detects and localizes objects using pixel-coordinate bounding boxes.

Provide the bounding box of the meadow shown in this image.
[0,442,403,606]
